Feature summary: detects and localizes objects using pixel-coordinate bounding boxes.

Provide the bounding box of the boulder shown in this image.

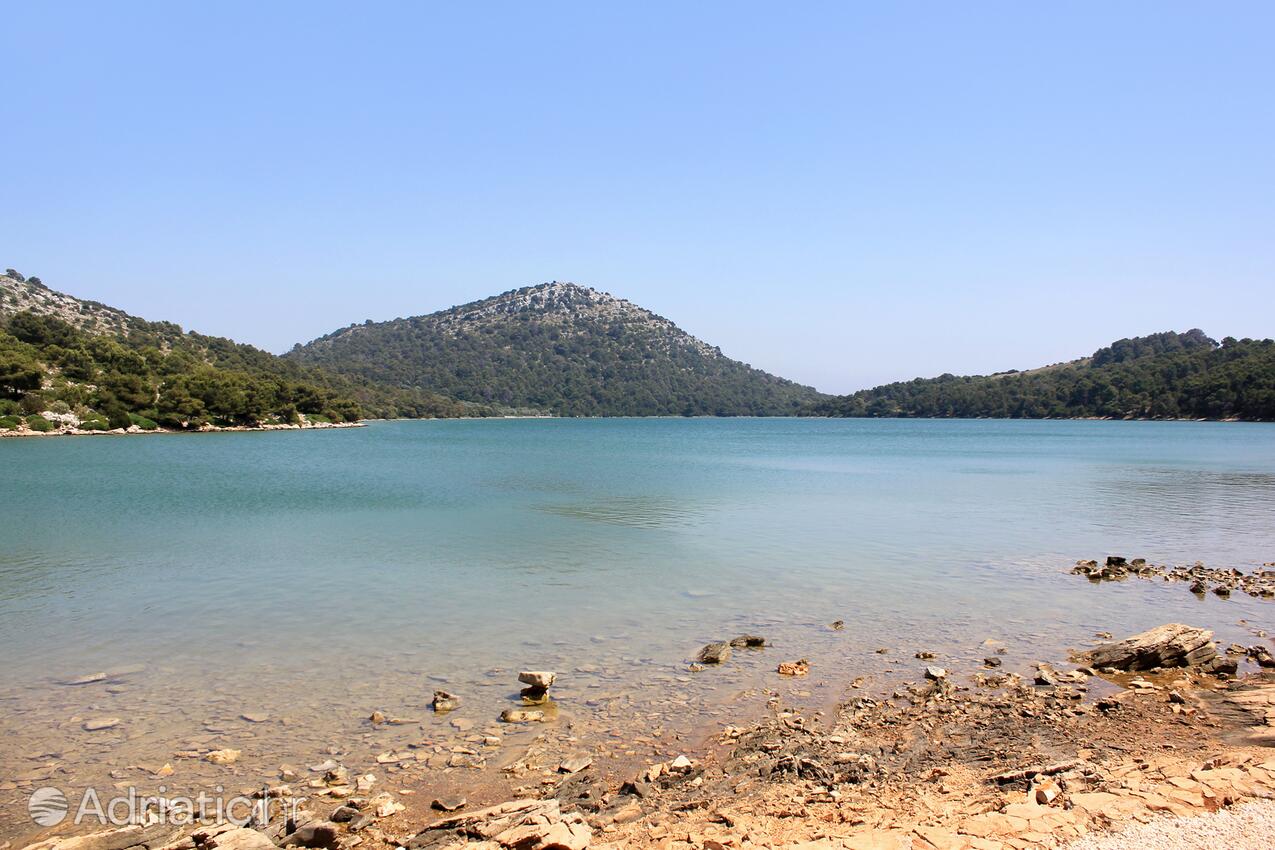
[406,798,590,850]
[923,666,947,681]
[1078,624,1217,672]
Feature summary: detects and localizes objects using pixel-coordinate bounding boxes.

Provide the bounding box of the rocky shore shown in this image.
[0,421,365,439]
[14,617,1275,850]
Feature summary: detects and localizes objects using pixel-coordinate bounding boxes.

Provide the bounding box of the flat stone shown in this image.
[82,717,121,731]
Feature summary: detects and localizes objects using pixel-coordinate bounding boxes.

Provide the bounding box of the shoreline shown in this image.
[0,421,366,439]
[10,616,1275,850]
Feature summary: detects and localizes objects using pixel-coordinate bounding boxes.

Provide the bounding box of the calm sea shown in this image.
[2,418,1273,831]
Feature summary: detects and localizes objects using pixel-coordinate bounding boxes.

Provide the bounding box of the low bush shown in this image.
[128,412,159,430]
[0,414,20,430]
[25,414,54,432]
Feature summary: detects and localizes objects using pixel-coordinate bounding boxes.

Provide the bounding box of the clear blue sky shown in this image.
[3,3,1272,394]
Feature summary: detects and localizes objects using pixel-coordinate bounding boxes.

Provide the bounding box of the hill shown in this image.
[808,330,1275,420]
[0,268,491,433]
[288,281,823,416]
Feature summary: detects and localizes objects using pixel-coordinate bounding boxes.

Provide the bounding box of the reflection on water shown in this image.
[0,418,1273,836]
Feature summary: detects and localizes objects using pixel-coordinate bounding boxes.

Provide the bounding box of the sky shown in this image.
[2,3,1273,394]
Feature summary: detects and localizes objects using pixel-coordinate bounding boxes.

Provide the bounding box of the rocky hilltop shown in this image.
[1,268,135,336]
[290,282,823,416]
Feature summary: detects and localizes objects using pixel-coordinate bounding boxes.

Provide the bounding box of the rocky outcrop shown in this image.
[1077,624,1217,671]
[406,798,590,850]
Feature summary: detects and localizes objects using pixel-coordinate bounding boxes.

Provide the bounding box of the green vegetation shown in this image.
[808,330,1275,421]
[2,270,502,432]
[290,283,822,416]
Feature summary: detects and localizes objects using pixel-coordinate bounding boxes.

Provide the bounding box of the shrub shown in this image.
[79,416,109,431]
[128,412,159,430]
[25,414,54,432]
[305,412,331,424]
[0,414,20,430]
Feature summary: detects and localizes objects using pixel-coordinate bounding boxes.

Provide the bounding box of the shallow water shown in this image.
[2,418,1274,833]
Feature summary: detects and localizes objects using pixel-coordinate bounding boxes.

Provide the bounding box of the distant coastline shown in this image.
[0,420,365,439]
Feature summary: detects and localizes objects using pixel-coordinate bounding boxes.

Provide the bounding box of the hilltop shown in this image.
[288,282,823,416]
[0,269,491,434]
[809,329,1275,420]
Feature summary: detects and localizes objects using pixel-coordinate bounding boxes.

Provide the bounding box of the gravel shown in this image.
[1067,799,1275,850]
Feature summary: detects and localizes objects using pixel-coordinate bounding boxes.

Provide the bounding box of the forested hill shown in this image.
[808,330,1275,421]
[289,281,823,416]
[0,268,492,432]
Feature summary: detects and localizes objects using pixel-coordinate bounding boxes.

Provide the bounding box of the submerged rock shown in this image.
[81,717,121,731]
[432,689,460,712]
[500,708,545,723]
[1078,623,1217,672]
[696,642,732,664]
[777,659,810,676]
[729,634,766,648]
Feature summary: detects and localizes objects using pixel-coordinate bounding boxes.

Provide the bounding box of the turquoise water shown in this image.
[1,418,1274,828]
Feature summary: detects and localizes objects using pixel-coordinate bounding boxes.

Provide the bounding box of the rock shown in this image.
[406,798,589,850]
[559,754,593,774]
[696,642,731,664]
[82,717,121,731]
[368,710,385,725]
[729,635,766,648]
[62,672,108,686]
[669,755,693,772]
[240,712,268,723]
[431,796,467,812]
[204,749,241,765]
[1190,579,1208,594]
[1078,624,1217,671]
[204,828,277,850]
[520,687,551,705]
[500,708,545,723]
[329,805,359,823]
[830,620,845,630]
[450,717,474,731]
[983,657,1002,668]
[517,671,556,689]
[1034,663,1060,686]
[924,666,947,681]
[777,659,810,676]
[1249,646,1275,668]
[281,822,339,849]
[1202,655,1239,676]
[1032,777,1061,805]
[915,651,936,660]
[1169,690,1186,704]
[432,689,460,712]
